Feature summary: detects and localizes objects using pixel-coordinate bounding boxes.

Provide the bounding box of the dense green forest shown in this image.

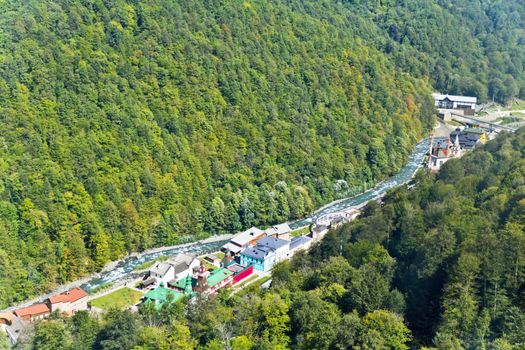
[12,127,525,349]
[0,0,434,306]
[0,0,524,307]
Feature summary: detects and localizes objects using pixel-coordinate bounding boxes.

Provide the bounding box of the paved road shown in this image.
[434,120,455,137]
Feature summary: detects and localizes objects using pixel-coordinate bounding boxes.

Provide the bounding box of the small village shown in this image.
[0,93,519,346]
[1,216,355,345]
[427,93,517,172]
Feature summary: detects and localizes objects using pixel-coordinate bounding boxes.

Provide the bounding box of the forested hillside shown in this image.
[0,0,434,306]
[0,0,524,307]
[345,0,525,102]
[274,128,525,348]
[14,127,525,349]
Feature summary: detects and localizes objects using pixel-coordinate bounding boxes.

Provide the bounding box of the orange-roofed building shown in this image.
[0,312,13,326]
[47,287,88,314]
[14,304,50,322]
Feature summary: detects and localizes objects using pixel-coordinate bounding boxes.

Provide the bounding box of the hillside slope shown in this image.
[16,125,525,350]
[0,0,524,307]
[0,0,433,306]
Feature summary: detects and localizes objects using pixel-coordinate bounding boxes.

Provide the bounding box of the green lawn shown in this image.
[504,100,525,111]
[90,287,144,310]
[236,276,272,297]
[200,258,217,271]
[291,226,311,236]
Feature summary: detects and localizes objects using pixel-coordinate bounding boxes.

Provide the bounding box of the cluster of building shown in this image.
[221,223,313,272]
[428,127,489,172]
[136,223,316,307]
[140,252,254,308]
[428,92,496,171]
[1,287,88,344]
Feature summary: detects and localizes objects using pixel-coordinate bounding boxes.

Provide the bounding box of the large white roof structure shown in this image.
[433,93,477,104]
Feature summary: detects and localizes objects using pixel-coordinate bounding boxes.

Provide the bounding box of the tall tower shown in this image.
[194,264,209,293]
[184,274,193,295]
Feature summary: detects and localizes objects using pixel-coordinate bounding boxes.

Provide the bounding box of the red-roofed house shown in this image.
[47,288,88,314]
[0,312,13,327]
[14,304,50,322]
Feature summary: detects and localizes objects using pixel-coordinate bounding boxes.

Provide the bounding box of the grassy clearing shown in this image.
[495,116,523,125]
[291,226,311,236]
[236,276,272,297]
[504,100,525,111]
[199,259,217,271]
[90,287,144,310]
[88,282,114,295]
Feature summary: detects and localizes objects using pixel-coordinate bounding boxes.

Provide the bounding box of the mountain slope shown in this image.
[0,0,433,306]
[1,0,525,307]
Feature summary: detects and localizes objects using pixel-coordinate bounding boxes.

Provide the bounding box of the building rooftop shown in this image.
[257,236,289,250]
[433,93,477,104]
[205,254,220,262]
[0,312,13,325]
[207,268,233,287]
[241,246,275,260]
[149,262,173,277]
[143,286,183,303]
[172,276,196,290]
[230,227,265,247]
[221,242,243,254]
[265,223,292,236]
[463,127,486,134]
[290,235,313,251]
[14,304,50,318]
[167,253,199,274]
[48,288,88,304]
[226,263,245,274]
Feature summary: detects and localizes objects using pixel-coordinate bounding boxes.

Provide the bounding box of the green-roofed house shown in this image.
[171,274,196,296]
[206,268,234,294]
[172,265,234,295]
[143,286,183,308]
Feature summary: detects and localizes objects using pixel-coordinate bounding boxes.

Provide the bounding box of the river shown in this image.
[79,138,430,292]
[291,138,430,228]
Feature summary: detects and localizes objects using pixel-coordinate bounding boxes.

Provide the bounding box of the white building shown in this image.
[288,235,313,257]
[221,226,265,255]
[433,93,477,110]
[168,253,200,281]
[264,223,292,240]
[255,236,290,263]
[149,253,200,285]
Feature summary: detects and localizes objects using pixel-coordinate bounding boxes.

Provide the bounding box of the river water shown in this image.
[290,138,430,228]
[81,139,430,292]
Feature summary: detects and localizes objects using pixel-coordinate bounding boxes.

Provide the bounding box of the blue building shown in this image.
[240,246,275,271]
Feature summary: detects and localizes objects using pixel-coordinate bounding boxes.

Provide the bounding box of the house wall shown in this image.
[50,302,66,313]
[70,298,88,313]
[152,267,175,284]
[274,245,290,263]
[30,313,49,322]
[208,275,234,294]
[174,259,200,281]
[233,265,254,284]
[241,254,274,271]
